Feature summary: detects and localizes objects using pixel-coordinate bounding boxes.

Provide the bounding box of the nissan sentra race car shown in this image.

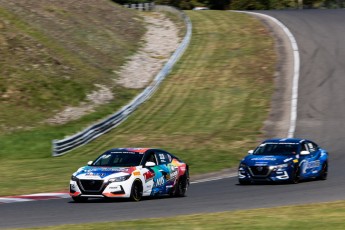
[238,138,328,184]
[70,148,189,202]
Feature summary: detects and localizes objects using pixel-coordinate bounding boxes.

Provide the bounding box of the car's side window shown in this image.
[301,142,308,152]
[156,151,171,165]
[306,141,317,153]
[144,151,158,166]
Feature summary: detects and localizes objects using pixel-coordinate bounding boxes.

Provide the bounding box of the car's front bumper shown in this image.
[69,179,133,198]
[238,165,292,183]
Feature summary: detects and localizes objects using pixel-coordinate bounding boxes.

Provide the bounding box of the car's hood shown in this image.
[74,166,136,179]
[241,155,297,166]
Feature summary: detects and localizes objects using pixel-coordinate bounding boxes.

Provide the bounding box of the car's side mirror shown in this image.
[145,161,156,167]
[248,150,254,155]
[300,150,310,155]
[87,161,93,166]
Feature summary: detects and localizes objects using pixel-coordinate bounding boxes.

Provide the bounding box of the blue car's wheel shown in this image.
[317,161,328,180]
[290,166,300,184]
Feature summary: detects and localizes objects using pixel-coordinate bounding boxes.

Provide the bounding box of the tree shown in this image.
[230,0,267,10]
[208,0,231,9]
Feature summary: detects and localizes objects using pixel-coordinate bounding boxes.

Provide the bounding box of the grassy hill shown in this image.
[0,0,145,133]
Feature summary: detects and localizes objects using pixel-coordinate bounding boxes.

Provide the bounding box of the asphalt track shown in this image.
[2,9,345,229]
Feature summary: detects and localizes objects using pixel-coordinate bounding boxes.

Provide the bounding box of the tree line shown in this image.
[112,0,345,9]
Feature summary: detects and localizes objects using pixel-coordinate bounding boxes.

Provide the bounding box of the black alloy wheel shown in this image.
[130,180,143,201]
[290,166,300,184]
[317,161,328,180]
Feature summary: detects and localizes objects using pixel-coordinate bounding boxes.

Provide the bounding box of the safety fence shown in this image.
[124,2,155,11]
[52,6,192,156]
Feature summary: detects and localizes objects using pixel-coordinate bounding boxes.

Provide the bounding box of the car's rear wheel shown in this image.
[172,171,189,197]
[130,179,143,201]
[72,196,88,203]
[290,166,300,184]
[317,161,328,180]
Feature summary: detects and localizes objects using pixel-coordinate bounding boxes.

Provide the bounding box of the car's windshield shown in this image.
[92,151,143,167]
[253,143,298,156]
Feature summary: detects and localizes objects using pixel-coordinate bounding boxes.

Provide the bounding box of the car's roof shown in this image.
[105,148,151,153]
[105,148,172,154]
[262,138,306,144]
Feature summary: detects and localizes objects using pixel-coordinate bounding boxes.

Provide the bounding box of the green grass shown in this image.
[0,1,145,132]
[0,10,276,196]
[22,200,345,229]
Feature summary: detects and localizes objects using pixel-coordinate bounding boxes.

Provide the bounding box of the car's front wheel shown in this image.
[72,196,88,203]
[290,166,300,184]
[130,179,143,201]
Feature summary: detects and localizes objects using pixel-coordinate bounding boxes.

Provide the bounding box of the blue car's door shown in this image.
[300,141,322,178]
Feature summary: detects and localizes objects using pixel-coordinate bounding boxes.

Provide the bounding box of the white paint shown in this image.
[191,173,238,184]
[233,11,300,138]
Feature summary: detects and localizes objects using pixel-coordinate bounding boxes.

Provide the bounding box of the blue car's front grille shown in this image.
[249,166,270,176]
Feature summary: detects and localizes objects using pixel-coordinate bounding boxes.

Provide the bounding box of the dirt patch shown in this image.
[116,12,181,89]
[45,12,181,124]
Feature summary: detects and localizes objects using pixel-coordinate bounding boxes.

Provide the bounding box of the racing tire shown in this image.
[290,166,300,184]
[317,161,328,180]
[130,179,143,202]
[72,196,88,203]
[172,171,189,197]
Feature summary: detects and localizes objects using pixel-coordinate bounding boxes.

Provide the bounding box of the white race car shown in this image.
[70,148,189,202]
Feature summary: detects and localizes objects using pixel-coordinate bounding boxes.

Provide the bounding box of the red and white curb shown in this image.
[0,193,70,204]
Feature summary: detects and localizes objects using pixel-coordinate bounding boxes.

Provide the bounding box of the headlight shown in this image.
[108,174,131,183]
[239,163,247,170]
[71,175,78,181]
[270,163,289,171]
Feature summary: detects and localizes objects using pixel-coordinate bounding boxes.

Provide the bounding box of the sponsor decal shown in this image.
[133,171,141,176]
[170,170,178,179]
[251,157,276,161]
[301,160,320,174]
[306,160,320,168]
[256,166,264,172]
[155,176,165,187]
[284,158,293,162]
[108,186,121,191]
[144,171,154,182]
[85,168,129,172]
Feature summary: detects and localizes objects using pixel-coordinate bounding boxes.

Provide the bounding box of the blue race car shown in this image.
[238,138,328,184]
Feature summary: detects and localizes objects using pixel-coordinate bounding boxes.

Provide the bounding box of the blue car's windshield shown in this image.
[253,143,298,156]
[92,151,144,167]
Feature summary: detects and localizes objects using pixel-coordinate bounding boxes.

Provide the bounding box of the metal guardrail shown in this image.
[52,6,192,156]
[124,2,155,11]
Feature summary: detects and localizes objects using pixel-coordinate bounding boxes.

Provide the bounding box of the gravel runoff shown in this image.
[46,12,180,125]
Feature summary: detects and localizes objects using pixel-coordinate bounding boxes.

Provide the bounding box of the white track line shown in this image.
[234,11,300,138]
[191,173,238,184]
